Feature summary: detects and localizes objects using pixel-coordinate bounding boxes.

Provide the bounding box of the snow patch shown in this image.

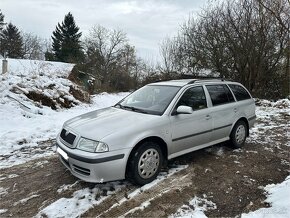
[123,201,152,216]
[57,181,79,194]
[242,175,290,218]
[104,165,188,215]
[14,194,40,206]
[171,195,217,218]
[33,160,49,168]
[36,182,125,218]
[0,209,8,214]
[0,92,128,168]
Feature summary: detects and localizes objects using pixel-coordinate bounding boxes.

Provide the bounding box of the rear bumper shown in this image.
[55,138,130,183]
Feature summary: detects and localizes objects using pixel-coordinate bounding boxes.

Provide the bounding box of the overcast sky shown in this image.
[1,0,206,61]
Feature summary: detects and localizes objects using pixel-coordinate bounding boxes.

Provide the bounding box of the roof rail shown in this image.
[186,79,199,84]
[186,78,224,85]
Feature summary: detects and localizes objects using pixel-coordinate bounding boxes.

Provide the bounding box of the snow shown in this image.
[0,58,74,77]
[57,181,79,194]
[0,58,129,168]
[14,194,40,206]
[197,69,220,78]
[172,98,290,218]
[171,196,217,218]
[36,182,126,218]
[0,209,8,214]
[121,165,188,203]
[247,99,290,145]
[1,59,290,218]
[123,201,151,216]
[241,175,290,218]
[0,92,128,168]
[96,165,188,216]
[0,58,83,113]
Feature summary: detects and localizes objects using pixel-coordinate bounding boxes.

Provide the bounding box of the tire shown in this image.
[127,141,163,186]
[230,120,248,148]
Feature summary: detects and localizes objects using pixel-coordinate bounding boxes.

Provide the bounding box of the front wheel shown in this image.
[230,120,247,148]
[127,142,163,185]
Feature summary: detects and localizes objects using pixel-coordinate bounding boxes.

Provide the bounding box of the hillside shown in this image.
[0,58,89,111]
[0,58,128,167]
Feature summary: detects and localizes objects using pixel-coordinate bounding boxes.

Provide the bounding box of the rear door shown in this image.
[205,84,236,141]
[169,86,213,156]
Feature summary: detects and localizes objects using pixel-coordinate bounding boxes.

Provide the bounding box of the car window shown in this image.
[176,86,207,110]
[228,84,251,101]
[206,84,235,106]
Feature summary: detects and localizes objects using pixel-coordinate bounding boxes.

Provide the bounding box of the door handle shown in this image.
[234,108,238,113]
[206,115,211,120]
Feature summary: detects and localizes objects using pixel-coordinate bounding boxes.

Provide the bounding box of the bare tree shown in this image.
[160,0,289,99]
[160,37,178,74]
[258,0,290,33]
[22,32,45,60]
[257,0,290,98]
[82,25,138,91]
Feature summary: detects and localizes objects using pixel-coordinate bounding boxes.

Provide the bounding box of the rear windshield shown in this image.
[228,84,251,101]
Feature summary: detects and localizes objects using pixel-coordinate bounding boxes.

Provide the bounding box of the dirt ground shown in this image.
[0,111,289,217]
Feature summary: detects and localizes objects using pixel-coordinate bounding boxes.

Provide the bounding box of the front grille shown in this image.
[60,129,76,147]
[73,164,90,176]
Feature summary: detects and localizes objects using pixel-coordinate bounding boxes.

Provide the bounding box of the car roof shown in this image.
[149,79,235,87]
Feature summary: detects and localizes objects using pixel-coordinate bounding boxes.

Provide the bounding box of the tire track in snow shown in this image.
[82,165,190,218]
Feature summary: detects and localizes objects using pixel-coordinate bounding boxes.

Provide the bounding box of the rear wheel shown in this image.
[230,120,247,148]
[127,141,163,185]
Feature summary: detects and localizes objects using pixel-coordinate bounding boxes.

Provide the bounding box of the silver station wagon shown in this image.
[56,79,256,185]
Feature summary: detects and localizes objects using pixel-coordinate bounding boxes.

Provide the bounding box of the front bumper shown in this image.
[56,137,130,183]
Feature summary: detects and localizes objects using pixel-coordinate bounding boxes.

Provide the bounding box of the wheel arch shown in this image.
[125,136,168,177]
[231,117,249,137]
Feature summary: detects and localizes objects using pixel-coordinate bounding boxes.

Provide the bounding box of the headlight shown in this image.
[77,138,109,153]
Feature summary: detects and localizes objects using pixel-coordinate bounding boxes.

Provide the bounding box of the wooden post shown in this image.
[2,59,8,74]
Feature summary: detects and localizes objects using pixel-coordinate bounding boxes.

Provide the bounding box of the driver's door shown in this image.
[169,86,213,156]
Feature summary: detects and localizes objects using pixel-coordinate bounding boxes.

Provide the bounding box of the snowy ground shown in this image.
[0,59,289,217]
[170,99,290,218]
[0,92,128,168]
[0,97,288,218]
[0,58,129,168]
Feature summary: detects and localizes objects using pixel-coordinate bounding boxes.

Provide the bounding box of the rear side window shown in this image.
[228,84,251,101]
[206,84,235,106]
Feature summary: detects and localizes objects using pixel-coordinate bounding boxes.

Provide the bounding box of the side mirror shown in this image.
[176,106,193,114]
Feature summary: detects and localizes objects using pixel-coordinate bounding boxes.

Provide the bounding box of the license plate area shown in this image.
[57,147,69,160]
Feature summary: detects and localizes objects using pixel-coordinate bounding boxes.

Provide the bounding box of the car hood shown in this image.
[64,107,157,140]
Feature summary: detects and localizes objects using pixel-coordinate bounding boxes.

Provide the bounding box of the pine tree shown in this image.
[51,12,84,63]
[0,10,5,31]
[0,10,5,57]
[0,23,23,58]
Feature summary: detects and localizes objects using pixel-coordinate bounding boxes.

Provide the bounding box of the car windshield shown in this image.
[115,85,181,115]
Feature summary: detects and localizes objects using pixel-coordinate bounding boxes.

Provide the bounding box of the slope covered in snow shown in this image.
[0,58,88,110]
[0,58,128,168]
[0,92,128,168]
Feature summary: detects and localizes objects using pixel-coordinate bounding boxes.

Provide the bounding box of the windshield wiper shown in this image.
[115,103,124,108]
[117,105,148,114]
[115,103,148,114]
